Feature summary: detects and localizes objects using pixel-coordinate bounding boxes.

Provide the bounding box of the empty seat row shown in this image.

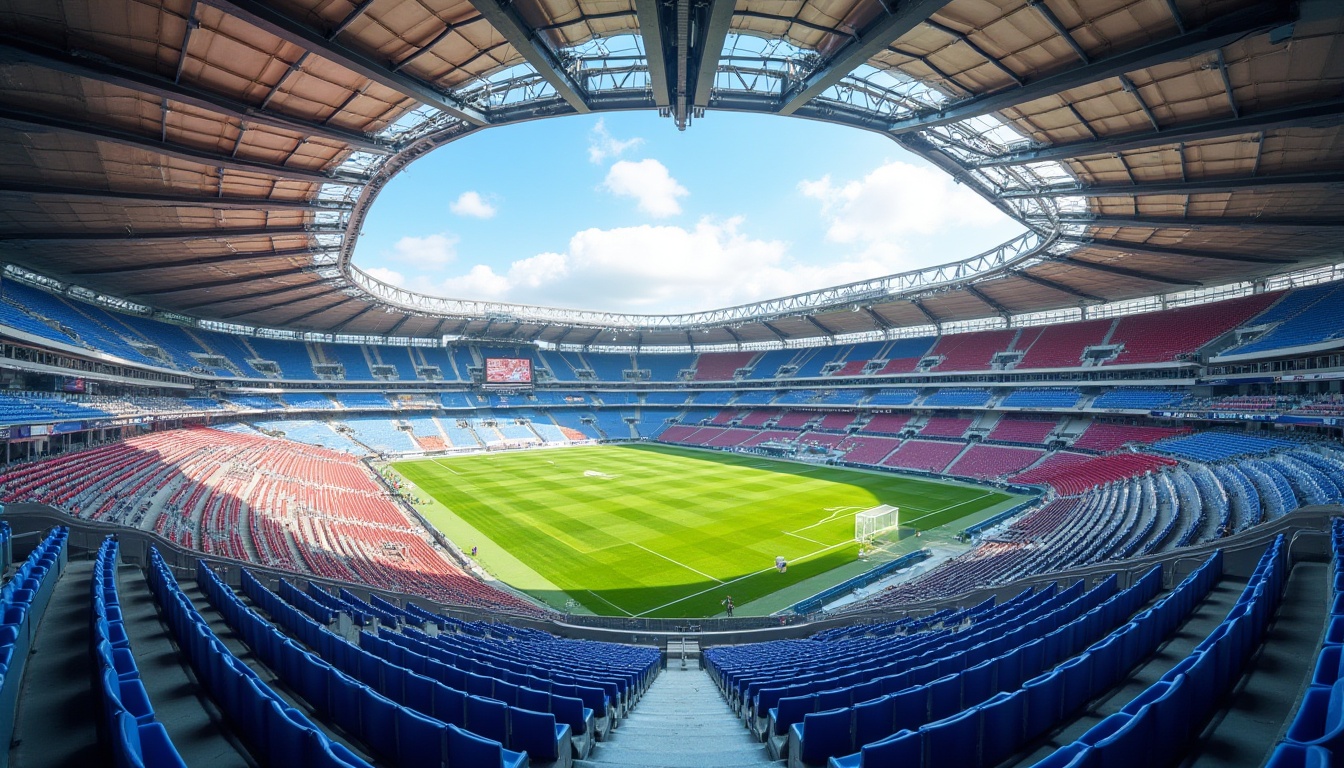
[93,537,186,768]
[0,527,66,758]
[1026,536,1284,768]
[209,566,531,767]
[822,552,1223,767]
[146,548,373,767]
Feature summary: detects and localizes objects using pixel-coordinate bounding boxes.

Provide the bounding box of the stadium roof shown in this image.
[0,0,1341,347]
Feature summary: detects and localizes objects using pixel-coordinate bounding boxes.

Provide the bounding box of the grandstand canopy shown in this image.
[0,0,1341,346]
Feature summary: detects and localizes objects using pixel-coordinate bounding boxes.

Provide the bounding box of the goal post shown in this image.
[855,504,900,544]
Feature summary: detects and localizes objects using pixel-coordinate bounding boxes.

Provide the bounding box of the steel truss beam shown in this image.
[0,107,364,184]
[71,248,333,276]
[330,304,377,333]
[1001,171,1344,199]
[761,321,790,341]
[0,36,390,153]
[779,0,952,115]
[1053,213,1344,231]
[175,280,331,311]
[863,307,894,330]
[966,284,1010,314]
[132,268,304,296]
[1055,256,1201,286]
[911,299,940,326]
[218,286,344,318]
[632,0,670,106]
[976,97,1344,167]
[281,296,356,325]
[887,3,1293,134]
[0,225,320,242]
[1015,271,1106,302]
[1066,236,1296,265]
[804,315,835,336]
[199,0,486,126]
[465,0,590,113]
[0,181,348,211]
[692,0,736,112]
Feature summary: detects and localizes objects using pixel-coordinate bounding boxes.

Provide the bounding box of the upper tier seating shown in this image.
[928,330,1016,371]
[1222,282,1344,356]
[918,417,973,439]
[868,388,920,406]
[694,352,756,381]
[1106,292,1279,365]
[1017,319,1114,369]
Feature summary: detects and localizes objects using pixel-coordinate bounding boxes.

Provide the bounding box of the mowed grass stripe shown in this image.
[396,444,1018,617]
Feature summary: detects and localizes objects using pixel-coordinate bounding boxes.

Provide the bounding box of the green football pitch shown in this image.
[393,444,1019,618]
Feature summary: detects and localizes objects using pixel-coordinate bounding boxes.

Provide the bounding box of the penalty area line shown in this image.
[629,542,724,584]
[429,458,461,475]
[584,590,633,616]
[632,538,854,617]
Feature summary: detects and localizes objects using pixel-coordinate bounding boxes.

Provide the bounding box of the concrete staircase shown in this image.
[577,667,780,768]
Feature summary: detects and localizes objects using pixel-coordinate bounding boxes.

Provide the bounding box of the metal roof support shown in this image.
[1003,171,1344,199]
[976,96,1344,167]
[761,321,790,341]
[863,307,894,330]
[632,0,671,107]
[70,248,336,276]
[1213,50,1239,118]
[1016,271,1106,301]
[0,225,321,242]
[174,281,330,310]
[778,0,952,115]
[722,326,742,344]
[199,0,487,126]
[528,323,551,342]
[1064,236,1296,265]
[131,268,303,296]
[465,0,590,113]
[911,299,941,328]
[1055,256,1201,286]
[925,20,1024,86]
[0,182,351,211]
[0,37,391,153]
[887,3,1293,134]
[386,314,411,336]
[329,303,377,332]
[218,286,344,318]
[1054,213,1344,231]
[803,315,835,336]
[0,107,368,184]
[1027,0,1088,64]
[430,318,452,338]
[966,284,1011,315]
[281,296,355,325]
[691,0,735,113]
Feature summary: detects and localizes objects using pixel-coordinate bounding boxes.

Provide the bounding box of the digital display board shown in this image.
[485,358,533,385]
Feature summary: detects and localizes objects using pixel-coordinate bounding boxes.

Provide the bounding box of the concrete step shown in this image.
[582,667,778,767]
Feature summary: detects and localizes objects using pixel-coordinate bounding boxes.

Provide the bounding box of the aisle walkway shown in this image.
[577,665,780,768]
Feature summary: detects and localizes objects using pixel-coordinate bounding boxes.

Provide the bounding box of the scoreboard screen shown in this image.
[485,358,533,385]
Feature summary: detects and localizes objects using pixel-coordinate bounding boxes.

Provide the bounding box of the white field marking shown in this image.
[428,458,461,475]
[629,542,725,584]
[782,530,826,545]
[634,537,855,617]
[584,590,634,616]
[791,506,853,534]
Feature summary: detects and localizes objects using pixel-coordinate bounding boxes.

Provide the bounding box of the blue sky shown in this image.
[354,111,1025,314]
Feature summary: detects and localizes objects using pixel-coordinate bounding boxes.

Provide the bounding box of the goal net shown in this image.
[855,505,900,544]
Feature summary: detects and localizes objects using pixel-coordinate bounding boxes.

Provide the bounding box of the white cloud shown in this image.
[449,190,497,219]
[433,217,895,313]
[799,160,1009,266]
[602,159,688,218]
[384,233,458,269]
[587,118,644,164]
[362,266,405,287]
